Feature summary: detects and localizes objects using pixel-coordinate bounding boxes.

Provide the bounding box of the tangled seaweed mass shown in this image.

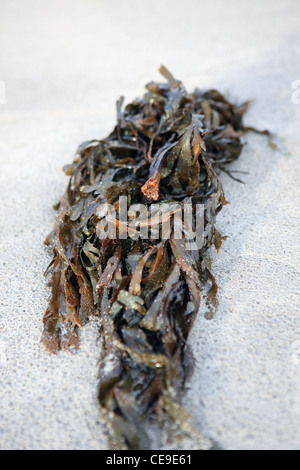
[42,67,260,449]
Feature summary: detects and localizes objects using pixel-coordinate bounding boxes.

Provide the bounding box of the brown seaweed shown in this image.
[42,66,265,449]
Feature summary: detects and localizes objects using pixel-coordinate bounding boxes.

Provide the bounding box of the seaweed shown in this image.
[41,66,268,449]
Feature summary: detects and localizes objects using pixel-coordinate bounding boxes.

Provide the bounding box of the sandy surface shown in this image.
[0,0,299,450]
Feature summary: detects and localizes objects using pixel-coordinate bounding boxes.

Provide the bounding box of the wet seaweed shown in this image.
[41,66,268,449]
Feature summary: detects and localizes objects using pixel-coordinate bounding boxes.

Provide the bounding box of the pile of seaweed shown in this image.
[42,66,255,449]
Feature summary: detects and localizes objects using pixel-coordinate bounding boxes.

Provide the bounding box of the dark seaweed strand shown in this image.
[42,66,251,449]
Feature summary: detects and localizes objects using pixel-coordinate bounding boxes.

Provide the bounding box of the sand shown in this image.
[0,0,299,450]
